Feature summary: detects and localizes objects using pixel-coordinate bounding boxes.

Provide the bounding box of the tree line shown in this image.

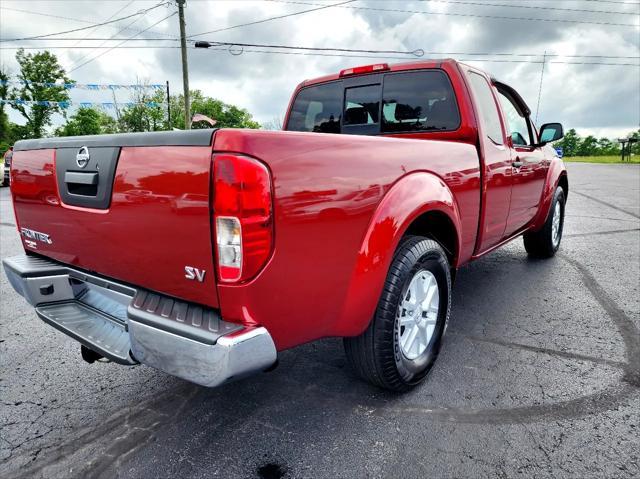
[1,49,260,154]
[554,128,639,157]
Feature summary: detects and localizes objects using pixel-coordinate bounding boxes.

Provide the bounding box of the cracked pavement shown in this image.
[1,163,638,478]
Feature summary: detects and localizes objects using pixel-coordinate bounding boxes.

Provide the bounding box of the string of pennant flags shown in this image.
[0,80,165,91]
[0,99,165,109]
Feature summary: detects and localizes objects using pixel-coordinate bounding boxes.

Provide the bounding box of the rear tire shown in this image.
[344,236,451,392]
[523,187,566,258]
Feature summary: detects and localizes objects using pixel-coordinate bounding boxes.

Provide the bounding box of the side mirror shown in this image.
[538,123,564,145]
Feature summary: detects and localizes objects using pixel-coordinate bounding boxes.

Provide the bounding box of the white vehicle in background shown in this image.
[170,192,209,214]
[2,147,12,187]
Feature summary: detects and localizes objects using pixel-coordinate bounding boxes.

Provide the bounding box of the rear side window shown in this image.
[497,91,532,146]
[466,72,503,145]
[287,81,342,133]
[381,71,460,133]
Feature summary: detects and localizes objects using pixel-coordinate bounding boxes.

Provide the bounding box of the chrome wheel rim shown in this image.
[398,270,439,360]
[552,201,562,247]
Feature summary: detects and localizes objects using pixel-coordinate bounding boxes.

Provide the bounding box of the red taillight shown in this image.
[213,154,273,283]
[339,63,389,77]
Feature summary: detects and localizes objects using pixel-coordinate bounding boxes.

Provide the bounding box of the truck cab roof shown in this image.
[299,58,466,88]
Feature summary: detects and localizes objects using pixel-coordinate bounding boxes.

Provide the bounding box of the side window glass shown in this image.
[381,71,460,132]
[466,72,503,145]
[287,81,342,133]
[343,85,380,126]
[498,92,532,146]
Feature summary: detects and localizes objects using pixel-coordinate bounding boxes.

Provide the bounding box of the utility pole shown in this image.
[111,89,121,124]
[166,80,171,129]
[177,0,190,129]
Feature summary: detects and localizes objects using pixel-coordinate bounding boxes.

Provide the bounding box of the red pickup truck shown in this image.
[4,59,567,392]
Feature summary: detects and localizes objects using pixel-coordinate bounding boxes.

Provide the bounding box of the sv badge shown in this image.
[185,266,206,282]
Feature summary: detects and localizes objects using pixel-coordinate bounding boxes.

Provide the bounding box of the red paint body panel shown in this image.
[212,129,479,349]
[11,146,219,307]
[10,59,567,353]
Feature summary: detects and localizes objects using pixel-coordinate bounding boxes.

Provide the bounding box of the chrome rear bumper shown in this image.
[2,254,277,387]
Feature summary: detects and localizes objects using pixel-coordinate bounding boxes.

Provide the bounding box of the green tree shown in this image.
[0,67,23,154]
[596,137,619,156]
[555,128,580,156]
[629,129,640,155]
[118,89,261,131]
[55,107,117,137]
[576,135,598,156]
[262,116,283,130]
[8,49,73,138]
[169,90,260,130]
[118,89,165,132]
[1,68,12,153]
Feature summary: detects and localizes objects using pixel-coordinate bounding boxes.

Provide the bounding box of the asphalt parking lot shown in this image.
[1,162,638,478]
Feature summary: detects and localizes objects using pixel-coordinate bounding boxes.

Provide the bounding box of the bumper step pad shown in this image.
[128,290,242,345]
[36,302,135,364]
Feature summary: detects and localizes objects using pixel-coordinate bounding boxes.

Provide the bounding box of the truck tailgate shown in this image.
[10,130,219,308]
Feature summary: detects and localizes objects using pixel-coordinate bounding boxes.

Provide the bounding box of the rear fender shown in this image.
[529,157,568,231]
[332,172,461,337]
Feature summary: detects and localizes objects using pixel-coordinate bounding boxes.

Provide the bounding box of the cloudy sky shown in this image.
[1,0,639,138]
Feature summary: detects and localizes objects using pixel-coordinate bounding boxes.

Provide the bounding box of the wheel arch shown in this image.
[558,171,569,199]
[404,209,459,267]
[330,171,462,338]
[529,158,568,232]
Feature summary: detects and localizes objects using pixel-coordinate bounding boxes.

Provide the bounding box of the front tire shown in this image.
[344,236,451,392]
[523,187,566,258]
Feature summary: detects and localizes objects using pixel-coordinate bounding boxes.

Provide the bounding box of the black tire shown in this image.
[344,236,451,392]
[523,187,566,258]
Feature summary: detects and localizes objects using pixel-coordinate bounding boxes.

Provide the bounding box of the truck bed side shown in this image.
[212,129,480,349]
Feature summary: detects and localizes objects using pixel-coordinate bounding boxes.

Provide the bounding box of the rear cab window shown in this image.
[286,69,461,135]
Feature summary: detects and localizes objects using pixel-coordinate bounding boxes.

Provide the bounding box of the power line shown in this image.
[70,0,137,49]
[2,43,637,67]
[68,11,177,73]
[0,4,177,40]
[267,0,640,27]
[3,39,638,61]
[194,45,640,66]
[189,0,356,38]
[581,0,640,4]
[418,0,639,15]
[68,1,156,70]
[0,46,183,50]
[0,2,171,43]
[0,6,110,25]
[195,40,424,56]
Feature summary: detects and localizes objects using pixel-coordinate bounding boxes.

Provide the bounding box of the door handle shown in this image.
[512,158,523,169]
[65,171,98,185]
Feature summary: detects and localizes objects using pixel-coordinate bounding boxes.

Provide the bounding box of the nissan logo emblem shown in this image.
[76,146,90,168]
